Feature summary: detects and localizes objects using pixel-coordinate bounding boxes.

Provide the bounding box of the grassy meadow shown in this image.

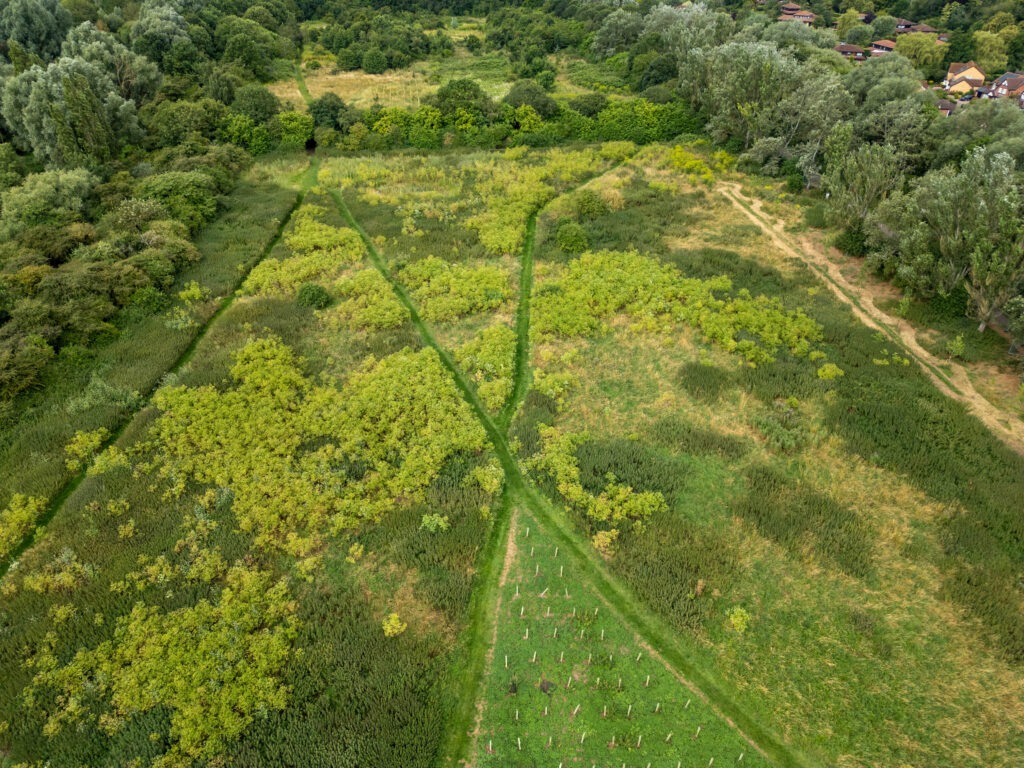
[1,142,1022,768]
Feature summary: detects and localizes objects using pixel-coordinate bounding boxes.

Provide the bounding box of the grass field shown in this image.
[476,507,767,767]
[2,143,1023,768]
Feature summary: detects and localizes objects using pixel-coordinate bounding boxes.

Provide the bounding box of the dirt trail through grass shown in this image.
[0,158,319,579]
[330,182,812,768]
[719,181,1024,457]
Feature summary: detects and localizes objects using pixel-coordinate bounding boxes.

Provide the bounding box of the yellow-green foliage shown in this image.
[382,612,407,637]
[22,548,94,594]
[243,205,364,297]
[0,494,46,562]
[454,324,516,411]
[150,338,487,556]
[86,446,129,476]
[465,148,606,255]
[670,146,714,185]
[532,250,825,365]
[64,428,109,472]
[399,256,511,322]
[328,268,408,330]
[26,565,297,766]
[529,426,667,550]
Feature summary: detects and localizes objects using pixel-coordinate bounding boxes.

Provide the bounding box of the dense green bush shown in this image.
[296,283,332,309]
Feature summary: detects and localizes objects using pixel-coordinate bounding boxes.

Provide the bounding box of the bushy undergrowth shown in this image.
[533,249,827,366]
[455,324,516,412]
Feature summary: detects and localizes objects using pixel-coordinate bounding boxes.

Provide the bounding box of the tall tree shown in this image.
[1,57,140,166]
[0,0,71,61]
[61,22,161,104]
[867,148,1024,330]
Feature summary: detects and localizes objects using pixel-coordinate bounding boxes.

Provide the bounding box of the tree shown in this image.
[504,80,559,120]
[278,111,314,149]
[310,92,346,128]
[867,148,1024,330]
[361,46,387,74]
[231,83,280,124]
[895,33,945,77]
[134,171,218,233]
[428,78,494,124]
[129,2,190,68]
[825,142,901,243]
[0,0,72,61]
[0,168,95,238]
[844,53,922,106]
[972,30,1008,75]
[61,22,161,104]
[836,8,862,40]
[592,9,643,59]
[681,41,800,148]
[871,14,897,40]
[845,24,874,47]
[2,57,140,167]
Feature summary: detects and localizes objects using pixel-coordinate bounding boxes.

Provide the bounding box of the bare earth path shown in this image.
[719,181,1024,457]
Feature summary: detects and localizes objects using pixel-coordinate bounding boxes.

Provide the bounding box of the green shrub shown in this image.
[296,283,332,309]
[555,219,588,254]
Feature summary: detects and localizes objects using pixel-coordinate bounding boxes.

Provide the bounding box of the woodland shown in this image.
[1,0,1024,767]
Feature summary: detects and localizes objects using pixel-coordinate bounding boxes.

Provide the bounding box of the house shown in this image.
[779,6,816,25]
[992,71,1024,99]
[936,98,956,116]
[894,17,915,33]
[943,61,985,94]
[909,23,938,33]
[976,86,994,99]
[835,43,866,61]
[871,39,896,55]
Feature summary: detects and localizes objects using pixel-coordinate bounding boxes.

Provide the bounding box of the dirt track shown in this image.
[718,181,1024,457]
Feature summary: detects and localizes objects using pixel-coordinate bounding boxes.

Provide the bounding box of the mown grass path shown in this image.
[330,176,814,768]
[0,158,319,580]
